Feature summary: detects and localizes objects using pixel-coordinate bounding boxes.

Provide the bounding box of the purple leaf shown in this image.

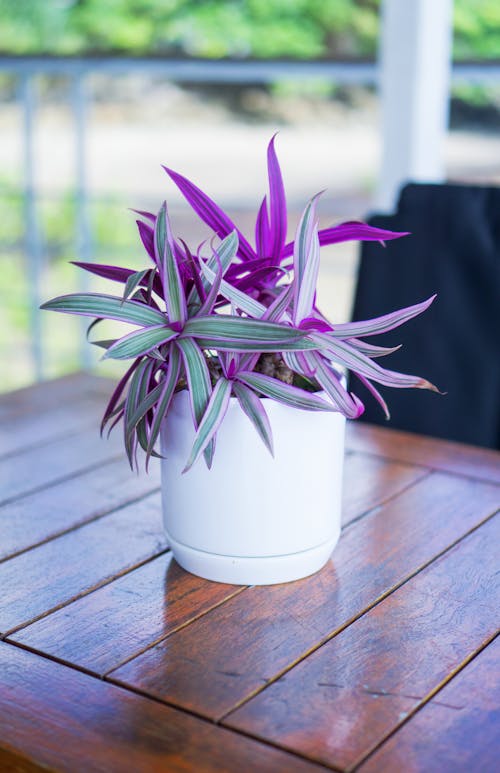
[136,220,156,262]
[71,263,163,297]
[199,254,224,316]
[282,222,409,258]
[101,359,140,434]
[299,316,333,333]
[255,196,271,259]
[267,134,287,259]
[163,166,256,262]
[72,261,134,283]
[130,208,156,223]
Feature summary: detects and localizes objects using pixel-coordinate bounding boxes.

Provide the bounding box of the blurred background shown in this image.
[1,0,499,393]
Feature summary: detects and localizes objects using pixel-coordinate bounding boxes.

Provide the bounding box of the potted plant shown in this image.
[42,136,438,585]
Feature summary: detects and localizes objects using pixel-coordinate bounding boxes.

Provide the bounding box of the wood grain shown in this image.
[225,516,500,771]
[0,492,166,635]
[341,452,428,526]
[109,473,500,720]
[13,553,244,675]
[0,372,109,420]
[0,424,124,505]
[0,395,105,459]
[0,456,160,562]
[0,642,325,773]
[345,421,500,484]
[3,374,500,771]
[358,635,500,772]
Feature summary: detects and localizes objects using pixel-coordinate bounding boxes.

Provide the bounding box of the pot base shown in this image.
[165,526,341,586]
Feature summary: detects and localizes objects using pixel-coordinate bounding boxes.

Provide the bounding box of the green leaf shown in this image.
[122,269,150,303]
[41,293,166,327]
[295,208,320,323]
[104,325,178,360]
[124,358,152,469]
[146,346,181,466]
[155,201,187,323]
[233,381,274,455]
[176,338,214,467]
[182,315,314,348]
[237,371,335,411]
[125,380,164,442]
[293,194,321,323]
[91,339,117,350]
[183,377,232,472]
[199,261,266,317]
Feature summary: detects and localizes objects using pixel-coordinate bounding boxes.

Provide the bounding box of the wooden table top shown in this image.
[0,373,499,773]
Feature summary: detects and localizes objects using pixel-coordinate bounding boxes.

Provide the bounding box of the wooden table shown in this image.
[1,373,499,772]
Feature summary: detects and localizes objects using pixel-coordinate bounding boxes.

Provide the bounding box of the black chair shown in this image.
[350,182,500,449]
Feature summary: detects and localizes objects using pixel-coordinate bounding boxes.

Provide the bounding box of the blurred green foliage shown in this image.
[0,0,498,60]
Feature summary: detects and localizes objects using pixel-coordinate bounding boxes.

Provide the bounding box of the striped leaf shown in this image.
[104,324,178,360]
[237,371,335,411]
[326,295,436,338]
[199,262,267,317]
[176,338,215,467]
[183,378,232,472]
[125,379,164,442]
[306,352,364,418]
[313,332,439,391]
[293,195,321,324]
[101,359,140,434]
[122,269,150,303]
[233,381,274,455]
[183,316,314,351]
[154,201,187,323]
[41,293,167,327]
[124,359,154,469]
[146,346,181,466]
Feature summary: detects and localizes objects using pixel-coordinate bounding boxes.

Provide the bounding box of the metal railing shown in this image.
[1,55,500,381]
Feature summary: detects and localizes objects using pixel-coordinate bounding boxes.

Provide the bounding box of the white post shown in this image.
[376,0,454,212]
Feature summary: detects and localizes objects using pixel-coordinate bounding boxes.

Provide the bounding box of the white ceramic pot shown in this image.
[160,390,345,585]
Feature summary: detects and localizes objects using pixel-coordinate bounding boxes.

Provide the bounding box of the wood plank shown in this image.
[341,452,428,526]
[0,395,106,459]
[12,553,244,675]
[358,635,500,773]
[0,424,123,505]
[0,372,109,419]
[0,457,160,562]
[225,516,500,771]
[0,492,166,635]
[6,453,423,673]
[0,643,324,773]
[346,421,500,485]
[108,473,500,720]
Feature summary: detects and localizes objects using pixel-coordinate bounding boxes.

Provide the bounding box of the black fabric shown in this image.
[350,182,500,449]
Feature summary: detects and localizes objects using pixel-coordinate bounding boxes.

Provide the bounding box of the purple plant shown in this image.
[42,136,438,471]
